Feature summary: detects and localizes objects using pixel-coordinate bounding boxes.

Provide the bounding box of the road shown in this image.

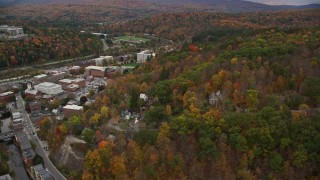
[16,94,66,180]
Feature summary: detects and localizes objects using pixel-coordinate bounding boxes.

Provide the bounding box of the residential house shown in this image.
[139,93,148,101]
[209,90,224,107]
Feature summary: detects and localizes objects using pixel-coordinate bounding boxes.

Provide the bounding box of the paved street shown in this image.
[16,94,66,180]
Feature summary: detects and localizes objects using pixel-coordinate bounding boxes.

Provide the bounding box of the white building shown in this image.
[94,56,114,66]
[0,174,13,180]
[0,25,24,35]
[137,50,152,63]
[139,93,148,101]
[34,82,63,95]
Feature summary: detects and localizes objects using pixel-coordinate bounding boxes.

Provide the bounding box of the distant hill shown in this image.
[1,0,319,12]
[144,0,320,12]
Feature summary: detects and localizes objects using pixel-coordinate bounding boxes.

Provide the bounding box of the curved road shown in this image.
[16,94,66,180]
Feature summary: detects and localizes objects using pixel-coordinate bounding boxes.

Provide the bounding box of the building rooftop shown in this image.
[32,164,54,180]
[63,105,83,110]
[32,164,44,172]
[138,50,152,55]
[37,82,59,88]
[23,148,35,160]
[38,169,54,180]
[85,66,106,72]
[67,84,79,89]
[0,174,12,180]
[71,66,80,69]
[13,118,23,124]
[15,130,32,150]
[0,91,14,97]
[52,72,66,76]
[25,89,39,95]
[59,79,73,84]
[12,111,21,119]
[73,78,85,83]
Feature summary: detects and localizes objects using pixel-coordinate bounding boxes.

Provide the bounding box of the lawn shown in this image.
[115,36,149,43]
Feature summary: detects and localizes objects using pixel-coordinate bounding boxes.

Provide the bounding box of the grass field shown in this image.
[115,36,149,43]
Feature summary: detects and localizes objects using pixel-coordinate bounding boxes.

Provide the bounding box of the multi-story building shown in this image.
[94,56,114,66]
[33,74,48,85]
[25,89,41,99]
[62,105,83,118]
[31,164,54,180]
[34,82,63,95]
[29,101,41,114]
[0,174,13,180]
[65,84,79,92]
[72,78,86,88]
[0,91,14,103]
[137,50,152,63]
[85,66,107,77]
[15,131,35,164]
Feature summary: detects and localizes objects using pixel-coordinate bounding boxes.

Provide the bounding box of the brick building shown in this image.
[63,105,83,118]
[0,91,14,103]
[85,66,107,77]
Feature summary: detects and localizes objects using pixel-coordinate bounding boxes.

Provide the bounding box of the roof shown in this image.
[0,174,12,180]
[12,111,21,119]
[36,82,60,88]
[67,84,79,89]
[13,118,23,124]
[23,148,35,160]
[59,79,73,84]
[138,50,152,55]
[73,78,85,83]
[15,131,32,150]
[71,65,80,68]
[63,105,83,110]
[52,72,66,76]
[94,56,113,61]
[85,66,106,71]
[32,164,44,172]
[0,91,14,97]
[34,74,47,79]
[25,89,39,95]
[32,163,54,180]
[38,169,54,180]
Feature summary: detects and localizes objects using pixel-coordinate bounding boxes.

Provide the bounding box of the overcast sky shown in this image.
[246,0,320,5]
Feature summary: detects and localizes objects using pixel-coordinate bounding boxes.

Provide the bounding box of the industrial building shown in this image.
[34,82,63,95]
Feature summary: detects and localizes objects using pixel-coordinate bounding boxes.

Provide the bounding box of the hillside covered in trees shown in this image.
[105,9,320,42]
[30,10,320,179]
[0,27,102,68]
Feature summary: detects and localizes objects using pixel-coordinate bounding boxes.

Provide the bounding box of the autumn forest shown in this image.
[0,1,320,180]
